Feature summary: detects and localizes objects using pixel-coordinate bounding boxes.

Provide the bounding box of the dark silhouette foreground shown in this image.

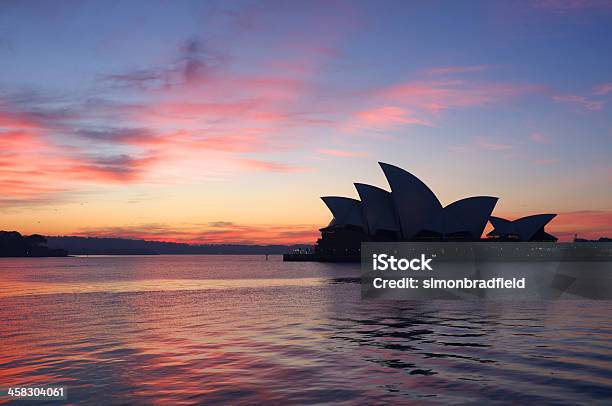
[0,231,68,257]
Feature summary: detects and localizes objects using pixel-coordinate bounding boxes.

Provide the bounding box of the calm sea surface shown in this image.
[1,255,611,405]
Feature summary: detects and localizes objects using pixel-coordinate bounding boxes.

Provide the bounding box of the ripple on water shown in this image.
[0,256,611,404]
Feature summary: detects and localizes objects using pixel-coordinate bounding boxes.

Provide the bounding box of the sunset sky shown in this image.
[1,0,611,243]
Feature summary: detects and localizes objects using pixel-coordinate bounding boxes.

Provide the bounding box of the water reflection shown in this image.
[0,278,325,298]
[0,257,611,404]
[325,301,612,403]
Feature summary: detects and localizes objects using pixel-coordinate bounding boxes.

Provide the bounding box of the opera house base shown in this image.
[283,241,612,263]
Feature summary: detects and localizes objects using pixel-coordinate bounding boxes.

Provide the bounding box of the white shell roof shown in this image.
[354,183,399,235]
[443,196,498,238]
[320,196,363,228]
[379,162,443,239]
[489,214,556,241]
[317,162,555,241]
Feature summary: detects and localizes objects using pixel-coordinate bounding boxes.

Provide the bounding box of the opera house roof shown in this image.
[320,162,556,242]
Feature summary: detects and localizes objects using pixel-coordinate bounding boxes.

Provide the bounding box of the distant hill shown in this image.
[0,231,68,257]
[46,236,312,255]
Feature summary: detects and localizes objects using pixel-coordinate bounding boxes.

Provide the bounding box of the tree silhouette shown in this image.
[0,231,68,257]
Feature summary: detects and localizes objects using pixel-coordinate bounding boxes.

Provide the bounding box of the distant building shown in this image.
[314,162,557,260]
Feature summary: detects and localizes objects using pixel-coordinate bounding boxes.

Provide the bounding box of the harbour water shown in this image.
[1,255,611,404]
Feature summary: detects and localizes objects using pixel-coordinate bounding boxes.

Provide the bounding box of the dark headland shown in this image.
[0,231,68,257]
[0,231,312,256]
[45,236,311,256]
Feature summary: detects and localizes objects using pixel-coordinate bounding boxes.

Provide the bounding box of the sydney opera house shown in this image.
[311,162,557,261]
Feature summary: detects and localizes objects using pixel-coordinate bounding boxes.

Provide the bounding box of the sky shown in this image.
[1,0,611,243]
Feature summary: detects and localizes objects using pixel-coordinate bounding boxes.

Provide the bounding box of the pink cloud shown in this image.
[533,158,560,165]
[71,155,161,182]
[474,136,515,151]
[0,117,304,204]
[0,111,41,130]
[339,79,536,134]
[0,109,165,205]
[75,222,320,245]
[238,158,307,172]
[594,82,612,96]
[0,9,361,212]
[194,133,274,153]
[353,106,431,128]
[378,80,536,113]
[552,94,605,111]
[549,210,612,241]
[0,118,68,201]
[531,0,612,13]
[317,148,368,158]
[423,65,491,76]
[529,132,552,144]
[1,29,342,208]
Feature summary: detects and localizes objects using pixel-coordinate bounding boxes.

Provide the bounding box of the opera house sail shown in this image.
[287,162,559,262]
[487,214,557,242]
